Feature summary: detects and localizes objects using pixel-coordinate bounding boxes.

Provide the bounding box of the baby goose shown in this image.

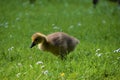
[30,32,79,59]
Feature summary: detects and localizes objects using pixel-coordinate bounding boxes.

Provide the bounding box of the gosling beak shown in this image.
[30,42,36,48]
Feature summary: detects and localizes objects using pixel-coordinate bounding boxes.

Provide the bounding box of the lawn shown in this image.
[0,0,120,80]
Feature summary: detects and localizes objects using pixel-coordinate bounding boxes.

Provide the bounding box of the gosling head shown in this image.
[30,33,46,48]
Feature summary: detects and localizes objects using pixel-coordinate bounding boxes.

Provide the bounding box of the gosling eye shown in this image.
[35,38,39,42]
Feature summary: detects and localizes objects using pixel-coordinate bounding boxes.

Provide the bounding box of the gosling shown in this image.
[30,32,79,59]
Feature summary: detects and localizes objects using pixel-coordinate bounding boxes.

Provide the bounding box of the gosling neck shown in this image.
[41,37,48,45]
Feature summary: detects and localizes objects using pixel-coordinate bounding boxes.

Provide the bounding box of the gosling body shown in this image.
[30,32,79,59]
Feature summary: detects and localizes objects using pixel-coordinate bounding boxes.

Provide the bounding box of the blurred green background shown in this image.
[0,0,120,80]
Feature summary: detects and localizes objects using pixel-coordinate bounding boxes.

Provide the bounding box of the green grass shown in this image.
[0,0,120,80]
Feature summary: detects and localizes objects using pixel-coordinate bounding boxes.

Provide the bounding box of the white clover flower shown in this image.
[25,12,29,16]
[41,65,45,69]
[36,61,43,65]
[8,46,14,51]
[102,20,106,24]
[96,48,100,52]
[78,22,81,26]
[69,25,74,29]
[97,53,102,57]
[42,70,48,75]
[52,24,55,26]
[16,17,19,20]
[114,48,120,53]
[10,34,13,38]
[96,53,102,57]
[53,26,59,29]
[16,73,21,78]
[5,22,8,28]
[29,56,32,59]
[88,10,93,14]
[22,2,28,7]
[18,63,22,67]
